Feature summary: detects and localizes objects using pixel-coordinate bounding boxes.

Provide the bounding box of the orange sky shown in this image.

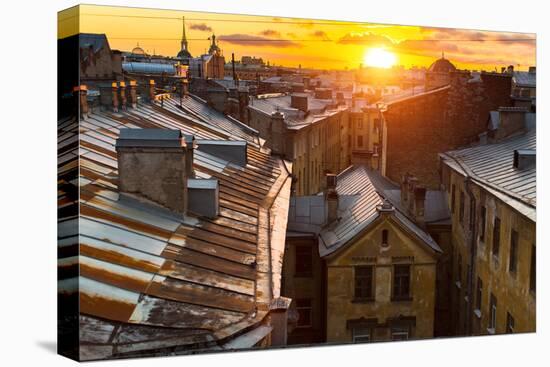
[58,4,536,71]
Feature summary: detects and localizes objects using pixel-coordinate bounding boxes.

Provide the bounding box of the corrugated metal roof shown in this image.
[440,126,536,221]
[59,94,292,359]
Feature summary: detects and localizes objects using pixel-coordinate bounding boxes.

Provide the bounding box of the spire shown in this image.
[180,16,188,52]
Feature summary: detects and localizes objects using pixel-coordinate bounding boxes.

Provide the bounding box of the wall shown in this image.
[382,71,513,189]
[444,168,536,336]
[325,215,438,343]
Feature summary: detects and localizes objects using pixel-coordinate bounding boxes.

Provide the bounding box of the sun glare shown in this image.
[363,48,397,68]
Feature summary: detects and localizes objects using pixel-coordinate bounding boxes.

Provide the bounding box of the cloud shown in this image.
[189,23,212,32]
[259,29,281,37]
[310,30,330,40]
[218,34,301,48]
[337,32,394,46]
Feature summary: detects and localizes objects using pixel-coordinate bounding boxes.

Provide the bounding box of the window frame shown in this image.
[354,265,374,302]
[459,191,465,224]
[294,244,313,278]
[506,312,515,334]
[480,206,486,242]
[475,277,483,311]
[492,217,501,260]
[392,264,412,301]
[352,327,372,343]
[295,298,313,328]
[489,293,497,331]
[509,229,519,274]
[530,244,536,294]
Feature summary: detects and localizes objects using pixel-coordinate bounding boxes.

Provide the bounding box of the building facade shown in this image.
[439,109,536,336]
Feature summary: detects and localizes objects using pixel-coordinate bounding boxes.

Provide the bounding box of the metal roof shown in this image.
[513,71,536,88]
[122,62,176,75]
[440,126,536,221]
[296,165,443,257]
[58,94,292,360]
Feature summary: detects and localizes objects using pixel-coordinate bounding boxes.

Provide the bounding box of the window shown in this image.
[451,184,456,212]
[480,206,486,242]
[509,230,518,274]
[295,299,312,327]
[459,191,465,224]
[392,265,411,300]
[358,119,363,129]
[506,312,515,334]
[295,245,312,277]
[352,327,371,343]
[530,244,536,293]
[354,266,374,300]
[469,197,476,231]
[357,135,363,147]
[391,326,409,341]
[489,293,497,331]
[382,229,389,246]
[476,277,483,311]
[492,217,501,259]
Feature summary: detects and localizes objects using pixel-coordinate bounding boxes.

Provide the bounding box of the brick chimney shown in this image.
[118,81,127,110]
[73,85,88,119]
[99,82,119,112]
[115,129,195,216]
[128,80,138,108]
[401,174,426,226]
[291,93,308,113]
[412,186,426,226]
[493,107,529,140]
[325,173,339,223]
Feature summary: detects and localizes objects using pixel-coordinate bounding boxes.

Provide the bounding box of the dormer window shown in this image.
[513,149,535,170]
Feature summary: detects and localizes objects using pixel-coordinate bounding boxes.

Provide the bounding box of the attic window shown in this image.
[513,149,536,170]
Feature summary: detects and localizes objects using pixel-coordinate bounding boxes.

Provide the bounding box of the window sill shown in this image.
[474,309,482,319]
[391,296,413,302]
[455,281,462,289]
[487,327,496,335]
[352,298,375,304]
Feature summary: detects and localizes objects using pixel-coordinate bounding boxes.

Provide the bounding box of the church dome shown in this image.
[428,57,456,73]
[131,44,146,56]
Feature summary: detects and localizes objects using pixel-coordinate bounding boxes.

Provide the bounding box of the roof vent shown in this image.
[187,178,219,218]
[115,129,195,216]
[196,139,248,166]
[513,149,535,170]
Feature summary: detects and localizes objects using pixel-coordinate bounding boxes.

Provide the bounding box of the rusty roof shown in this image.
[58,94,292,360]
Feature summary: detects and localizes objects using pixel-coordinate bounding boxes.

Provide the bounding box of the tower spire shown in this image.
[180,16,188,52]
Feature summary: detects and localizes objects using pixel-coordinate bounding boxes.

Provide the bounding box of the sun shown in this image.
[363,48,397,68]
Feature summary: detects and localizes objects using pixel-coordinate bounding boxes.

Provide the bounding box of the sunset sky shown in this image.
[58,4,536,71]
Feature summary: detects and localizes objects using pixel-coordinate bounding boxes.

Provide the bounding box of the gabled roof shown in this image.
[314,166,441,257]
[58,95,292,359]
[440,126,536,221]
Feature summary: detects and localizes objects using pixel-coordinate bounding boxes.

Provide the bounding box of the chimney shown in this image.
[513,149,535,170]
[270,110,287,156]
[128,80,138,108]
[118,81,127,110]
[291,93,308,113]
[406,176,418,214]
[493,107,529,140]
[99,82,119,112]
[400,174,410,209]
[325,173,338,223]
[291,83,305,93]
[528,66,536,74]
[314,88,332,99]
[115,129,195,216]
[507,65,514,74]
[73,85,88,119]
[139,79,156,102]
[412,186,426,226]
[196,139,248,166]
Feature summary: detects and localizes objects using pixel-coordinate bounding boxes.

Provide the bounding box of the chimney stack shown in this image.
[73,85,88,119]
[119,81,127,110]
[148,79,156,101]
[325,173,339,223]
[115,129,195,217]
[493,107,529,140]
[129,80,138,108]
[290,93,308,113]
[111,82,119,112]
[412,186,426,226]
